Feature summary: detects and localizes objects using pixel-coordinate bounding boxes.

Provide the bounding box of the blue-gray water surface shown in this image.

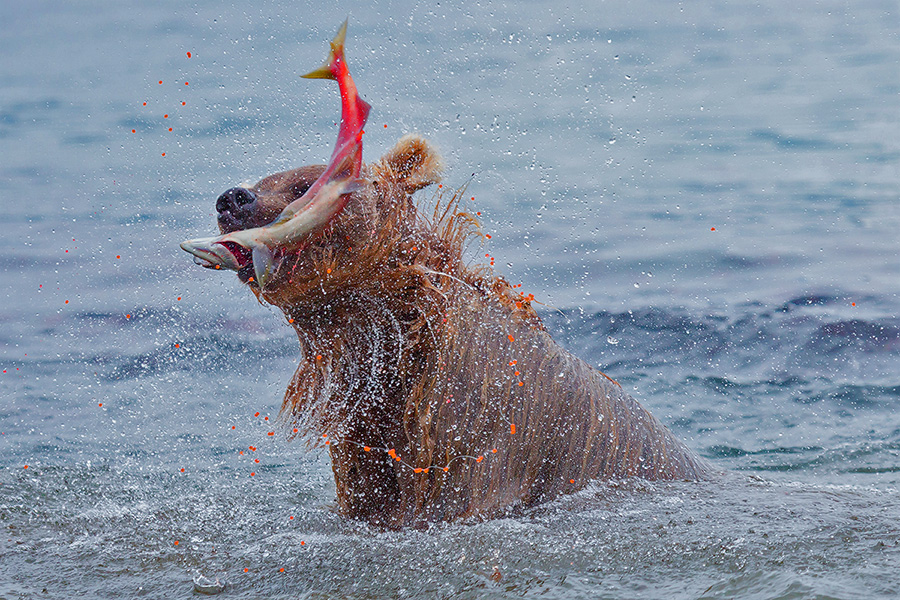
[2,1,898,598]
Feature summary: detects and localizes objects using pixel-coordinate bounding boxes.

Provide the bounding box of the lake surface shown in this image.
[2,1,898,598]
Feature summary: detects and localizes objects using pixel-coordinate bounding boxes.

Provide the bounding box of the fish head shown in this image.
[180,235,253,272]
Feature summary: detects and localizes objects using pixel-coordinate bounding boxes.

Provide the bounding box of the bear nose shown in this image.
[216,187,257,216]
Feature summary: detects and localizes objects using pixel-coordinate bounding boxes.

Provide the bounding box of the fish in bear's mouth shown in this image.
[180,19,369,289]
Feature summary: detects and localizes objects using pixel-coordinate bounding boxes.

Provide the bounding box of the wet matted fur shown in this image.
[222,134,711,528]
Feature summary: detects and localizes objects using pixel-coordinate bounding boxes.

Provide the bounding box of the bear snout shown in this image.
[216,187,259,233]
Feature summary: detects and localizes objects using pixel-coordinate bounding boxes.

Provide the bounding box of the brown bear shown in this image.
[182,21,711,528]
[198,133,711,528]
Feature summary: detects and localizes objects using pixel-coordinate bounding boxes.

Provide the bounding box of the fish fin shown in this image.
[252,245,279,288]
[342,178,367,195]
[301,19,348,80]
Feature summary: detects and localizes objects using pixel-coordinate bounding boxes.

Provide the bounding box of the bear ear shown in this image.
[380,134,444,193]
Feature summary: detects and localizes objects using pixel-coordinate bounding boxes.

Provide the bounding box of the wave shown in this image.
[544,295,900,384]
